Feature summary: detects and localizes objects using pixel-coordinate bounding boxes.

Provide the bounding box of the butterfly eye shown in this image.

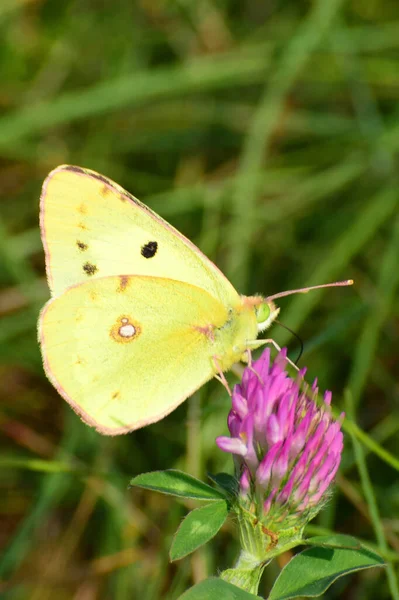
[255,301,280,333]
[255,303,270,325]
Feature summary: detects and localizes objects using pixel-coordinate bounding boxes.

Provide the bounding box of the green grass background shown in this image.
[0,0,398,598]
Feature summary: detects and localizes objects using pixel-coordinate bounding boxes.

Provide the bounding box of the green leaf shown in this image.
[207,472,238,497]
[170,500,228,561]
[268,539,385,599]
[178,577,261,599]
[129,469,225,500]
[305,534,364,550]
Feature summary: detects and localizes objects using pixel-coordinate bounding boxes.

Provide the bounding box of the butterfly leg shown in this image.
[241,348,267,383]
[247,339,299,372]
[212,356,232,396]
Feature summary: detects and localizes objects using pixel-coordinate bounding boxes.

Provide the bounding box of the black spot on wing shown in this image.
[141,241,158,258]
[83,262,98,276]
[77,240,88,251]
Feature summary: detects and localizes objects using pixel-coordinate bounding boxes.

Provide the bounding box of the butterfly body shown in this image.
[39,165,277,434]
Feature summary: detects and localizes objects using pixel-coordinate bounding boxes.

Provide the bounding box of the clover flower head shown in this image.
[216,348,344,529]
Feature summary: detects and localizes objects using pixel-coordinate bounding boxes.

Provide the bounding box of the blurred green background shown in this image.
[1,0,399,598]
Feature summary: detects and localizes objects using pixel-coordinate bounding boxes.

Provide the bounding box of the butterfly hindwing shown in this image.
[39,275,231,434]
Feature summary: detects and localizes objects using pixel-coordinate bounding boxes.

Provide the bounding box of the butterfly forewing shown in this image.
[40,165,239,308]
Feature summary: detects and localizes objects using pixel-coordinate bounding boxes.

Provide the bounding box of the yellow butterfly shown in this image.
[38,165,352,435]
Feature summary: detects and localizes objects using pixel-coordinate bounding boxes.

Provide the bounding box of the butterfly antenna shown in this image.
[266,279,353,302]
[275,320,304,364]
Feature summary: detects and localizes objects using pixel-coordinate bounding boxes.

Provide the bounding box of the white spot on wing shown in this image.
[110,316,141,343]
[119,322,136,338]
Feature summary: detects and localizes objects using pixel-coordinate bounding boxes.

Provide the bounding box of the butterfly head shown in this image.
[241,295,280,333]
